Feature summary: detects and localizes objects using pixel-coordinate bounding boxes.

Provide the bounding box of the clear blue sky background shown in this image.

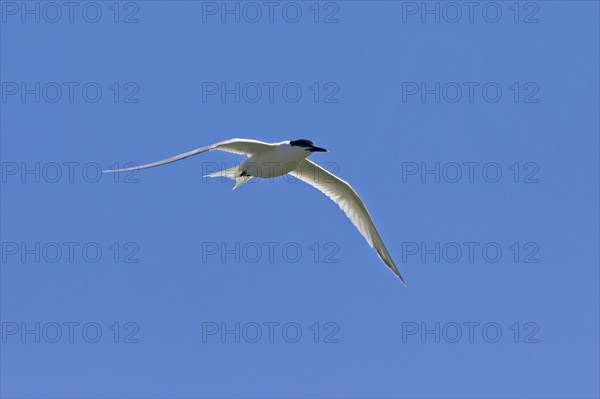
[1,1,598,398]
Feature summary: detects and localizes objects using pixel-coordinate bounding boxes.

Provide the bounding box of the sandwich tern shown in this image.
[103,138,406,285]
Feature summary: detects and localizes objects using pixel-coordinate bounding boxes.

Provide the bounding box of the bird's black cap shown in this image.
[290,139,328,152]
[290,139,314,147]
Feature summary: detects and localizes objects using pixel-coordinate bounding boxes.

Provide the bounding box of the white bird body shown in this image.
[242,141,309,178]
[104,138,406,285]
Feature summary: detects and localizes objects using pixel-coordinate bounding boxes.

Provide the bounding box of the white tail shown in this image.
[204,166,252,190]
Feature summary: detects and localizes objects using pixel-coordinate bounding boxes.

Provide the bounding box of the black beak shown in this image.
[309,146,329,152]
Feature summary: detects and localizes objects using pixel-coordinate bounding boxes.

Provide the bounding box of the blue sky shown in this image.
[1,1,598,398]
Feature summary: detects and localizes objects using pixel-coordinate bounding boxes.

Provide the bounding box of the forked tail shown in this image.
[204,166,251,190]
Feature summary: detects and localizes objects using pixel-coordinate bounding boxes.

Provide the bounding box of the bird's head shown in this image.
[290,139,329,152]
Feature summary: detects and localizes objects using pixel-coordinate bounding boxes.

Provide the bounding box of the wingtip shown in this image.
[398,275,407,287]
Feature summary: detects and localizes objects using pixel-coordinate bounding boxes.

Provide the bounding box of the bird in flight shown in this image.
[103,138,406,285]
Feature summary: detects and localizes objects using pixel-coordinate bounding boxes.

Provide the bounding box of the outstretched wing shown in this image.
[103,138,271,173]
[290,159,406,285]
